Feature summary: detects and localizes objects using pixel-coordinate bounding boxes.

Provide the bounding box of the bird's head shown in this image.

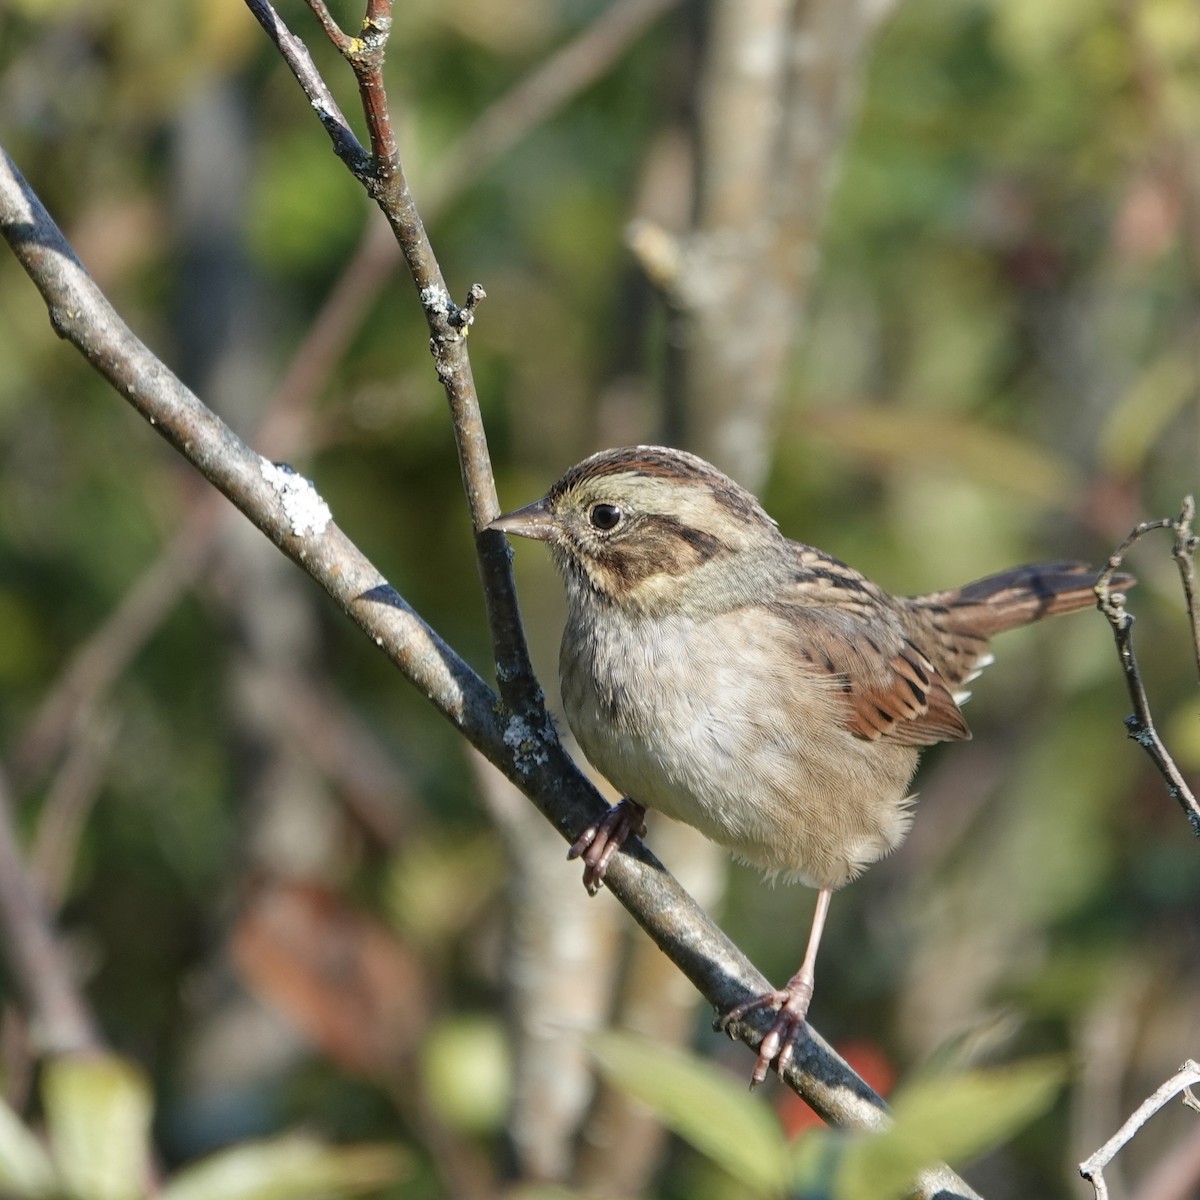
[489,446,785,615]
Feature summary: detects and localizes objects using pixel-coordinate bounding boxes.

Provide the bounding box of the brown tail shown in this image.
[919,561,1120,637]
[907,561,1133,691]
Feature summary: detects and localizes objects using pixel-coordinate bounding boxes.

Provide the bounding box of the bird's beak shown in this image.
[487,497,559,542]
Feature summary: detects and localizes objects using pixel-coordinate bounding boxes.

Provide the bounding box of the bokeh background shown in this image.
[0,1,1198,1198]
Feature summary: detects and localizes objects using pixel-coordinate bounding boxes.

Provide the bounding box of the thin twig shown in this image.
[229,12,975,1192]
[1171,495,1199,677]
[0,766,100,1055]
[11,508,217,789]
[29,710,118,907]
[1095,505,1200,839]
[244,0,368,175]
[1080,1061,1200,1199]
[304,0,353,53]
[0,143,500,771]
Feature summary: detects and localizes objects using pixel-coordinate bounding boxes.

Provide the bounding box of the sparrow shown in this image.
[490,445,1124,1085]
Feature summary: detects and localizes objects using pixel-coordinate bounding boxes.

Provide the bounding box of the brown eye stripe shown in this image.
[581,514,731,587]
[657,516,728,560]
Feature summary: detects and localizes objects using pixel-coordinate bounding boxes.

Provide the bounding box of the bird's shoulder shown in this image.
[762,541,971,747]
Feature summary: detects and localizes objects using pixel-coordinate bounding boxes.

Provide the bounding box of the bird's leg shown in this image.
[717,886,833,1088]
[567,798,647,895]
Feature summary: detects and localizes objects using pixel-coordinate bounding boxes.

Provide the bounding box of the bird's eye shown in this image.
[589,503,622,531]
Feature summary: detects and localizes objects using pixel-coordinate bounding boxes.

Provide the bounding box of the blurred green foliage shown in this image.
[590,1031,1064,1199]
[0,1053,407,1199]
[0,1,1197,1197]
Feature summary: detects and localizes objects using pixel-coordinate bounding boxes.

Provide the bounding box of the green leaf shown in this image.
[43,1054,152,1200]
[589,1031,788,1197]
[828,1059,1065,1200]
[1100,350,1197,476]
[159,1135,409,1200]
[503,1188,588,1200]
[422,1015,511,1133]
[0,1096,56,1196]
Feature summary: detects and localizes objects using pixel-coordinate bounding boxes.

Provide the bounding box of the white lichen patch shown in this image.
[260,458,332,537]
[503,712,550,772]
[419,285,451,316]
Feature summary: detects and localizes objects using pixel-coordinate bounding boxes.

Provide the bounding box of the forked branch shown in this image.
[1095,498,1200,838]
[1079,1060,1200,1199]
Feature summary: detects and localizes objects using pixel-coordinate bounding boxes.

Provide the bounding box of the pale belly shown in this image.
[559,606,919,890]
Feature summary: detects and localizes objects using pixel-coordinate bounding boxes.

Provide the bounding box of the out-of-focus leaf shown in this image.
[802,409,1080,508]
[1164,697,1200,769]
[159,1135,409,1200]
[0,590,47,684]
[1140,0,1200,66]
[1001,712,1128,927]
[0,1097,56,1195]
[504,1188,588,1200]
[43,1054,152,1200]
[992,0,1099,65]
[822,1059,1064,1200]
[421,1015,511,1134]
[385,831,503,949]
[589,1031,788,1197]
[1099,350,1195,476]
[231,879,429,1078]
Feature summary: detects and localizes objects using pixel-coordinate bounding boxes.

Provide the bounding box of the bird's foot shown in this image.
[717,974,814,1089]
[567,798,647,895]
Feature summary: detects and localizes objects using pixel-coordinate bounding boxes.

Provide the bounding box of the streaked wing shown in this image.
[774,544,972,747]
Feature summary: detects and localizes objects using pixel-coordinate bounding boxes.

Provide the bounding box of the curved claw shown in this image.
[715,931,820,1094]
[717,887,831,1086]
[717,976,815,1088]
[567,798,647,894]
[715,984,811,1089]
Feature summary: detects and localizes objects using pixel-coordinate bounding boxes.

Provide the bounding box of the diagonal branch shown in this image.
[0,142,987,1200]
[0,145,497,766]
[244,0,368,174]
